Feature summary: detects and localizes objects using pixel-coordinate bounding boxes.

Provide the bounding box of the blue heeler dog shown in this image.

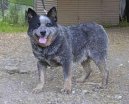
[26,7,109,93]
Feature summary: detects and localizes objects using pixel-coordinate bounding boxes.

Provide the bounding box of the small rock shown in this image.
[114,95,122,100]
[118,64,123,67]
[19,90,21,92]
[24,90,29,94]
[82,90,89,94]
[72,90,75,94]
[107,95,111,98]
[5,66,19,74]
[19,99,23,102]
[18,70,30,74]
[6,70,20,74]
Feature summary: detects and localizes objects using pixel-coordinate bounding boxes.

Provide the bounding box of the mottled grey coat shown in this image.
[27,7,109,93]
[32,23,108,65]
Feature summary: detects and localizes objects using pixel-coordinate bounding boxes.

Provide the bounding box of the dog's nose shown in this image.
[40,31,46,36]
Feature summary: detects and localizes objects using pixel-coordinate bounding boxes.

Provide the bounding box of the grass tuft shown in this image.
[0,21,27,33]
[103,20,129,28]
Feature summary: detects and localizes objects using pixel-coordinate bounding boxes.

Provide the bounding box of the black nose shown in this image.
[40,31,46,36]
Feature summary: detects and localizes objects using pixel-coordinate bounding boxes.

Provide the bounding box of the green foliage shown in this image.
[118,20,129,27]
[2,3,31,25]
[104,21,129,28]
[0,0,32,32]
[5,4,19,24]
[9,0,34,6]
[0,21,27,32]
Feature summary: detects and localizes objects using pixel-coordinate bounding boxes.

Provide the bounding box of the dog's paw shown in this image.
[62,80,72,94]
[32,83,44,94]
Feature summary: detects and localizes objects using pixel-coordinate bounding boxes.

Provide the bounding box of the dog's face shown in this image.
[27,7,58,47]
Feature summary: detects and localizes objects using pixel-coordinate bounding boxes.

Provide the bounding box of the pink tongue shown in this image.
[39,37,47,44]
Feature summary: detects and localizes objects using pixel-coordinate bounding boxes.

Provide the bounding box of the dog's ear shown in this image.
[27,8,37,21]
[47,7,57,22]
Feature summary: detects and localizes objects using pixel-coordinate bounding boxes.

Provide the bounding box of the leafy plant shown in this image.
[0,21,27,32]
[9,0,33,6]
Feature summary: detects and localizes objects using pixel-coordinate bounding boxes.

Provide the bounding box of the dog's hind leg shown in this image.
[97,59,109,88]
[32,61,47,93]
[77,59,92,83]
[94,58,109,89]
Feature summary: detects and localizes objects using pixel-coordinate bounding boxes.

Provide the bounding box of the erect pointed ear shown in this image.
[27,8,37,21]
[47,7,57,22]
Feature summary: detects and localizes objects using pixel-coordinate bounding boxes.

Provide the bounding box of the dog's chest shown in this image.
[33,47,61,66]
[44,57,61,66]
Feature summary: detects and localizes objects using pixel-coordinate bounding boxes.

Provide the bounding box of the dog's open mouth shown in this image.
[34,34,53,47]
[39,37,47,44]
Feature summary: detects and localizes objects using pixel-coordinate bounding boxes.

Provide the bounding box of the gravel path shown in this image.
[0,27,129,104]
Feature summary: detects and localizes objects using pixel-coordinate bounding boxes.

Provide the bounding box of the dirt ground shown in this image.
[0,27,129,104]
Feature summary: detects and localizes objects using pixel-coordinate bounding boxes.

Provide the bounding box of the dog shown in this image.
[26,7,109,94]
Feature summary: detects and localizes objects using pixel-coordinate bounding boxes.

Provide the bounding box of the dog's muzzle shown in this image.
[33,33,53,47]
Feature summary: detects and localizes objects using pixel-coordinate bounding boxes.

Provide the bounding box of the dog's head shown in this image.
[27,7,58,47]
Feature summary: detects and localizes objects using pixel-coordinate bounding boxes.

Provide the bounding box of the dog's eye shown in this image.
[37,23,40,26]
[46,23,53,27]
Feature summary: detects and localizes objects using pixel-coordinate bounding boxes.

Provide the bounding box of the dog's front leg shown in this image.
[32,61,47,93]
[62,61,72,94]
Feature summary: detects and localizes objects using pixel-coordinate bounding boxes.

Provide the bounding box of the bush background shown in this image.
[0,0,33,32]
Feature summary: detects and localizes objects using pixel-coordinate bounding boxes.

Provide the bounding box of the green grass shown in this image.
[0,21,27,33]
[118,20,129,27]
[0,20,129,32]
[104,20,129,28]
